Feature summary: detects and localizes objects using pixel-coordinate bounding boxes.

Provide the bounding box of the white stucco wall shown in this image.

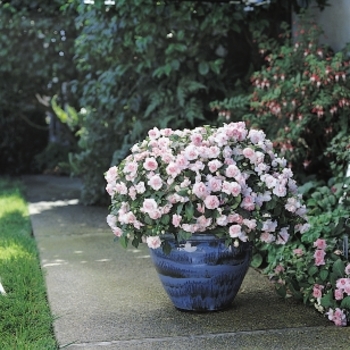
[308,0,350,52]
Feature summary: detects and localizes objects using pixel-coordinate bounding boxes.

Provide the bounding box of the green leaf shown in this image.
[162,241,172,255]
[161,214,170,225]
[319,269,329,282]
[250,253,263,268]
[332,259,345,278]
[198,61,209,75]
[275,284,287,298]
[340,296,350,309]
[185,202,194,221]
[308,265,318,277]
[119,236,128,249]
[320,291,334,309]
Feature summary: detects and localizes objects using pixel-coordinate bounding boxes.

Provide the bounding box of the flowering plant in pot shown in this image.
[105,121,308,311]
[105,121,308,251]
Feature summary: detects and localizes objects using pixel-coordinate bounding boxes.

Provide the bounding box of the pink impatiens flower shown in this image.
[148,175,163,191]
[293,248,304,257]
[314,249,326,266]
[172,214,182,227]
[193,182,209,199]
[313,238,327,250]
[143,157,158,171]
[146,236,162,249]
[312,284,324,299]
[204,195,220,210]
[327,308,347,326]
[105,166,118,184]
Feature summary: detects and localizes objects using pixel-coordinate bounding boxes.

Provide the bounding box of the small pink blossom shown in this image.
[241,196,255,211]
[225,164,240,178]
[276,227,290,245]
[190,133,203,146]
[336,278,350,291]
[228,213,243,224]
[314,249,326,266]
[345,264,350,276]
[217,215,228,226]
[335,288,344,301]
[273,182,287,197]
[243,218,257,231]
[204,195,220,209]
[105,166,118,184]
[229,224,241,238]
[106,183,116,196]
[262,219,277,232]
[242,147,255,159]
[147,236,162,249]
[293,248,304,256]
[248,129,266,144]
[196,203,205,214]
[128,186,137,200]
[148,175,163,191]
[260,232,275,243]
[261,174,276,189]
[172,214,182,227]
[274,265,284,274]
[196,215,212,229]
[208,159,223,173]
[229,224,248,241]
[112,227,123,237]
[123,161,138,175]
[148,209,161,220]
[135,182,146,194]
[207,177,222,192]
[148,127,160,139]
[312,284,324,299]
[184,145,199,160]
[115,182,128,195]
[143,157,158,171]
[285,197,300,213]
[327,308,347,327]
[175,155,189,168]
[166,162,181,177]
[314,239,327,250]
[141,198,158,213]
[107,214,117,229]
[193,182,209,199]
[207,146,220,158]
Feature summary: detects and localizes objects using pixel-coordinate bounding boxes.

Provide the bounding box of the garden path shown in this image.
[23,175,350,350]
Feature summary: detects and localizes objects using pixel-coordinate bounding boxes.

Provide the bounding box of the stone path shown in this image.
[23,175,350,349]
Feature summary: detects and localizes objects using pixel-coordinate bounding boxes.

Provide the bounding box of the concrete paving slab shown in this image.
[22,175,350,350]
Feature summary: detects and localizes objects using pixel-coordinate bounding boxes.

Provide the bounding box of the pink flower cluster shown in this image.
[105,122,307,249]
[327,308,347,327]
[313,238,327,266]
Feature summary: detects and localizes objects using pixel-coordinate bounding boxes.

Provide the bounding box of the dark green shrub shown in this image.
[0,1,78,174]
[70,0,294,204]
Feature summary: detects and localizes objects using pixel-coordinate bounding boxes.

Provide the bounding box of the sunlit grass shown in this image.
[0,177,58,350]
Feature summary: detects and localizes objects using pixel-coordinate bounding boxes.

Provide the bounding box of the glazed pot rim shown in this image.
[160,233,252,246]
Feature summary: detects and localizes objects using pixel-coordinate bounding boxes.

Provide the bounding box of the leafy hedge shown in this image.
[69,0,294,204]
[0,0,77,174]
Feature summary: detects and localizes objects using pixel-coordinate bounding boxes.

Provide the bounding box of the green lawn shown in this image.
[0,177,58,350]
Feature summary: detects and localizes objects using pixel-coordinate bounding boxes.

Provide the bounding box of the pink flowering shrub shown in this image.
[211,16,350,183]
[105,121,307,253]
[266,190,350,327]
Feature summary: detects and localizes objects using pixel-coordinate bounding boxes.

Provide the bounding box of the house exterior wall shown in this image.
[309,0,350,52]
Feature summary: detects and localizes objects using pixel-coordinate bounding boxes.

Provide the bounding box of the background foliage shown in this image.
[0,0,77,175]
[0,0,330,203]
[69,0,294,204]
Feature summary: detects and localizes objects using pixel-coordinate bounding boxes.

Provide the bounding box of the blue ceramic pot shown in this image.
[149,234,251,311]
